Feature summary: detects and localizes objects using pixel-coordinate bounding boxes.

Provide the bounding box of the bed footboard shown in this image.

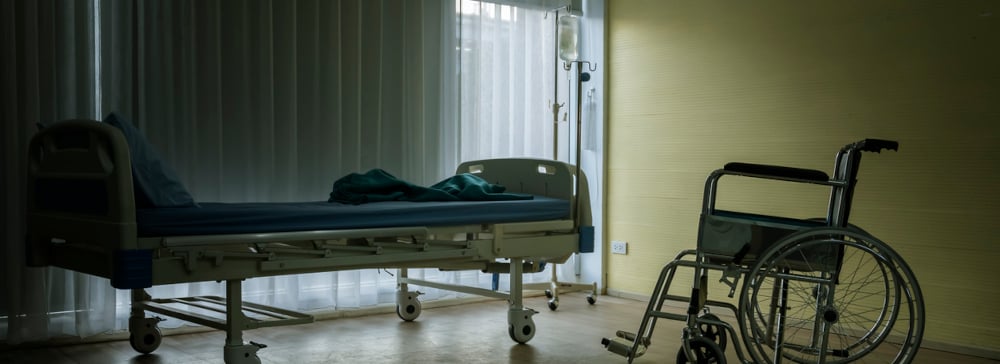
[457,158,592,229]
[25,120,140,286]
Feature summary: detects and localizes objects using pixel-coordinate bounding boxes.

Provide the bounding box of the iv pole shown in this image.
[524,9,598,311]
[566,59,596,229]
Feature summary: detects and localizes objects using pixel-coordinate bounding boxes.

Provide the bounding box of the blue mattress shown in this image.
[137,196,570,237]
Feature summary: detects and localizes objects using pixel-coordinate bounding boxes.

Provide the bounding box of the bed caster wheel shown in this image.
[128,316,165,354]
[397,300,422,321]
[676,336,726,364]
[224,342,265,364]
[508,308,537,344]
[129,327,162,354]
[396,291,423,321]
[544,289,553,299]
[547,298,559,311]
[586,295,597,305]
[508,321,536,344]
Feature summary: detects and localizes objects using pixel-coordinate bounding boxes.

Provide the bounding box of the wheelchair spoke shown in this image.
[739,229,924,364]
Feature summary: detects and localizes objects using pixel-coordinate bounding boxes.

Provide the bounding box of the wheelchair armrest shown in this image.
[723,162,829,183]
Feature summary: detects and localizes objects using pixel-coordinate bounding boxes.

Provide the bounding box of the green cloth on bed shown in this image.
[328,169,533,204]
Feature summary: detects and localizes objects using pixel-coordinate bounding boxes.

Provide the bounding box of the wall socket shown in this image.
[611,240,628,255]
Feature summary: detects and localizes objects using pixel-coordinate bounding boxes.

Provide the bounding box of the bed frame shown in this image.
[25,120,593,363]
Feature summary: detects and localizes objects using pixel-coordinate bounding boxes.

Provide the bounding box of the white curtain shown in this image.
[571,0,605,292]
[1,0,121,343]
[457,0,557,161]
[2,0,588,342]
[459,0,606,289]
[122,0,475,331]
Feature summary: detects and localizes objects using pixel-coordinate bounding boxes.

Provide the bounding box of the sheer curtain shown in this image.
[457,0,556,161]
[1,0,462,341]
[1,0,595,343]
[1,0,123,343]
[122,0,473,331]
[459,0,606,289]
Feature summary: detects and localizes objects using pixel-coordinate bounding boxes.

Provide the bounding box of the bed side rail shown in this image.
[26,120,138,272]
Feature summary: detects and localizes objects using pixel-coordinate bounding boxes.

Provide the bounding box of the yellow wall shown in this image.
[606,0,999,355]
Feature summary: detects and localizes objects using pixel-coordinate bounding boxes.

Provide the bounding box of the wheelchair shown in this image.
[602,139,924,363]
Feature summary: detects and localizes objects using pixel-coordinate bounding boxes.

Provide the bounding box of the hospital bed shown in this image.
[25,119,594,364]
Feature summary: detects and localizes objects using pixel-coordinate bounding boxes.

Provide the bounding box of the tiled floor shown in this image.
[0,293,995,363]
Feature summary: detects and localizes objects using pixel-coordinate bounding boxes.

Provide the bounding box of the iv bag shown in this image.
[558,15,579,62]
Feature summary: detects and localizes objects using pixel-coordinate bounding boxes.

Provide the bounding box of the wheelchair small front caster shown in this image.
[676,336,726,364]
[697,313,728,352]
[547,298,559,311]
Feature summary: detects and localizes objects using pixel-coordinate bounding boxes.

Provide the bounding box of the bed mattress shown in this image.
[137,196,570,237]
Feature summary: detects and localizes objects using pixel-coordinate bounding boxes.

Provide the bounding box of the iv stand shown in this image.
[524,59,598,311]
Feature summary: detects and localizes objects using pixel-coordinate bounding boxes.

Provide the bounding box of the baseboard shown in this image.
[605,288,650,303]
[919,340,1000,361]
[603,289,1000,361]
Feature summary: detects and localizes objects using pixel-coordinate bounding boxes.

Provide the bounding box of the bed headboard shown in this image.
[26,120,138,269]
[456,158,592,227]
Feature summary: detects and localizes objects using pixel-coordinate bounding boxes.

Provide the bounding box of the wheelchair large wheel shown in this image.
[738,228,924,364]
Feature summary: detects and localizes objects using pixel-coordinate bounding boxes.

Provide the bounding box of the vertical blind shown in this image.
[122,0,473,331]
[2,0,580,342]
[2,0,114,342]
[458,0,557,161]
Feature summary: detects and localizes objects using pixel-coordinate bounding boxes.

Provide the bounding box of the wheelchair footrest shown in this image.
[602,336,647,359]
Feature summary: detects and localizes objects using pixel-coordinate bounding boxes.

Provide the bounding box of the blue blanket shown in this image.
[328,169,533,204]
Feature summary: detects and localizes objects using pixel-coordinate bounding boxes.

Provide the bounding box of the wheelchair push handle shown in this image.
[845,139,899,154]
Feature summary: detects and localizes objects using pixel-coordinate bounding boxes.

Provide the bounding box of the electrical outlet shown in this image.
[611,240,628,255]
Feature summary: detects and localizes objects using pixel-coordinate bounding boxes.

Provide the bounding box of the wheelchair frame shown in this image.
[603,139,924,364]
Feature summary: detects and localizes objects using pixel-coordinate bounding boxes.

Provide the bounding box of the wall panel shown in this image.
[607,0,999,354]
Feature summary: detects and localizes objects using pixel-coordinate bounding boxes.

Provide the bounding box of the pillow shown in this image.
[104,113,197,208]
